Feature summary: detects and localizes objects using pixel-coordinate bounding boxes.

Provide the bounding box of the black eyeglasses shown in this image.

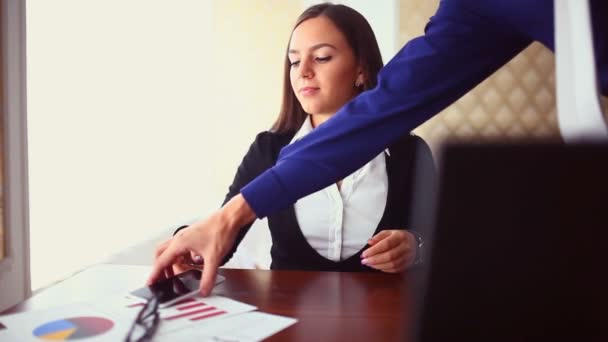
[125,296,160,342]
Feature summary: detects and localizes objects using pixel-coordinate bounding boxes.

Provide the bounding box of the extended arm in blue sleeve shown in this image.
[242,0,532,218]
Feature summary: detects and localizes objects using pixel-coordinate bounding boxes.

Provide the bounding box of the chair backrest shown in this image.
[412,141,608,341]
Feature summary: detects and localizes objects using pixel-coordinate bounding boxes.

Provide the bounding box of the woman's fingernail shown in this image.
[361,258,369,265]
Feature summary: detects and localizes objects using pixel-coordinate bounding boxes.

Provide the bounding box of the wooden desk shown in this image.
[215,269,411,341]
[4,265,412,341]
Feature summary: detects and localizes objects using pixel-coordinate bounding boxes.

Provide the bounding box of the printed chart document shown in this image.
[0,294,256,341]
[164,311,297,341]
[0,264,297,341]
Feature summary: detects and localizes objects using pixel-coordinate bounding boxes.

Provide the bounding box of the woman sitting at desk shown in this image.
[157,3,434,276]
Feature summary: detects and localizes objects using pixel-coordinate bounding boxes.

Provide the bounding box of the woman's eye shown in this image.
[290,61,300,67]
[316,56,332,63]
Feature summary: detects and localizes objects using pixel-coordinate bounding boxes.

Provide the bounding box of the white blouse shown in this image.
[291,117,388,261]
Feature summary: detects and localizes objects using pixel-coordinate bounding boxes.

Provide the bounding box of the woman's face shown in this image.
[288,16,362,118]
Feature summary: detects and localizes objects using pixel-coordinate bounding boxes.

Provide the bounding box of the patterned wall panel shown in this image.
[399,0,608,153]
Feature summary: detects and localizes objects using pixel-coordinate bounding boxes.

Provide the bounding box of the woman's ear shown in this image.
[355,73,365,88]
[355,67,366,88]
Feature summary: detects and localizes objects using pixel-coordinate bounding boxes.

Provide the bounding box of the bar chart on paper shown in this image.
[126,298,227,322]
[162,298,227,321]
[0,295,256,341]
[123,295,257,336]
[123,297,297,341]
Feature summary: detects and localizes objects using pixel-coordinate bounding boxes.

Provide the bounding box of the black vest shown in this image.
[257,132,431,272]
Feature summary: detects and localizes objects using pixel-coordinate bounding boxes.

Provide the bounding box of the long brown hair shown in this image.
[271,3,384,134]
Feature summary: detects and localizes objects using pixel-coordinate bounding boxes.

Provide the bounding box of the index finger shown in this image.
[147,243,186,285]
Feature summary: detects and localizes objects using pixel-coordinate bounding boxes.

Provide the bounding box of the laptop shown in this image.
[410,141,608,341]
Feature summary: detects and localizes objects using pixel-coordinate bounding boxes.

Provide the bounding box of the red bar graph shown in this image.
[172,298,196,306]
[190,310,227,321]
[164,306,215,321]
[125,297,231,325]
[176,302,206,311]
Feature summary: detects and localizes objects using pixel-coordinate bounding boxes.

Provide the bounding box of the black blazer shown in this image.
[215,130,435,272]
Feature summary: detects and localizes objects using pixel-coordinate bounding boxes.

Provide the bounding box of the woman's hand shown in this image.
[147,194,256,296]
[361,229,417,273]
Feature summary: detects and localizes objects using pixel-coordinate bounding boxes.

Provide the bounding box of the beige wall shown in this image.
[25,0,303,286]
[399,0,607,153]
[208,0,301,198]
[210,1,301,269]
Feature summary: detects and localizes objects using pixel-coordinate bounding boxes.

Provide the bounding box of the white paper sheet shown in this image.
[0,294,257,341]
[0,264,297,341]
[162,311,298,341]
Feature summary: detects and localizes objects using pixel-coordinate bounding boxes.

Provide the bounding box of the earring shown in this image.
[355,80,363,88]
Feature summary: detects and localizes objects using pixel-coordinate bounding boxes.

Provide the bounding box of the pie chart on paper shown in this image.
[32,317,114,340]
